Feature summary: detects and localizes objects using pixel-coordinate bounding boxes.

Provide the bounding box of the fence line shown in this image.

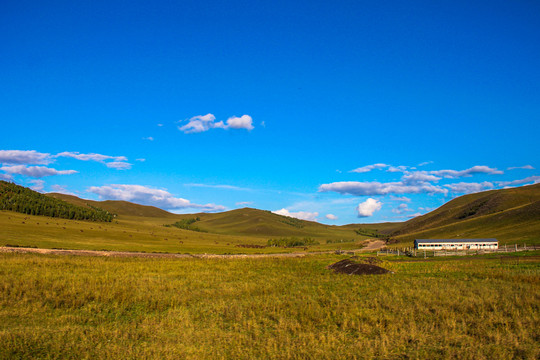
[377,244,538,258]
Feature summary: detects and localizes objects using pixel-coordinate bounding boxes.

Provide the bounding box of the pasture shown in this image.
[1,251,538,359]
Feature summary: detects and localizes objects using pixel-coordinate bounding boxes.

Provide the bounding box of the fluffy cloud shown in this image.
[1,165,77,178]
[0,150,52,165]
[142,137,154,141]
[319,181,447,196]
[507,165,534,170]
[0,173,13,181]
[87,184,225,212]
[357,198,382,217]
[444,181,494,194]
[272,208,318,221]
[179,113,254,133]
[418,161,434,167]
[407,212,423,218]
[105,162,132,170]
[225,115,254,130]
[55,152,127,162]
[325,214,338,220]
[351,163,389,173]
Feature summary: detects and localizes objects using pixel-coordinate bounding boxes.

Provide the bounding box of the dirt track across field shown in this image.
[0,240,386,259]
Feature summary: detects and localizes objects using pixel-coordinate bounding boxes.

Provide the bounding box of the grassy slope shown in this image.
[1,252,538,359]
[391,183,540,246]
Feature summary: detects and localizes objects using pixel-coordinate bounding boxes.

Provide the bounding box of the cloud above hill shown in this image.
[179,114,254,133]
[0,165,78,178]
[0,150,52,165]
[357,198,382,217]
[272,208,318,221]
[87,184,225,212]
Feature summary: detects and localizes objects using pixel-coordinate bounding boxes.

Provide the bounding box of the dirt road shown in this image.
[0,239,385,259]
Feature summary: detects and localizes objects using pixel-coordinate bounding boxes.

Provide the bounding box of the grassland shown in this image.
[0,210,367,254]
[0,251,538,359]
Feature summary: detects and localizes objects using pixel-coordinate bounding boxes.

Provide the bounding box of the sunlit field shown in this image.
[1,252,538,359]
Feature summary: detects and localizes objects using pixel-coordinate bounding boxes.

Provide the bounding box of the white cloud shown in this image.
[325,214,338,220]
[55,152,127,162]
[143,137,154,141]
[1,165,77,178]
[319,181,447,196]
[444,181,494,194]
[225,115,254,130]
[401,172,441,184]
[136,158,146,162]
[407,212,423,218]
[87,184,225,212]
[507,165,534,170]
[105,162,132,170]
[387,165,409,173]
[429,166,503,178]
[392,203,412,214]
[272,208,318,221]
[418,161,434,167]
[0,150,52,165]
[497,176,540,187]
[179,113,254,133]
[357,198,382,217]
[157,123,163,127]
[390,195,411,202]
[351,163,389,173]
[28,179,45,192]
[0,173,13,181]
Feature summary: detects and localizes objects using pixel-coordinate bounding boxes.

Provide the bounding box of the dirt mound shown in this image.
[349,256,382,265]
[327,259,391,275]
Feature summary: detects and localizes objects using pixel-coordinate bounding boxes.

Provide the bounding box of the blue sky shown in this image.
[1,0,539,224]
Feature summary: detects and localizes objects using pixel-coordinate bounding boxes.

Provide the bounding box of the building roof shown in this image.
[415,238,497,244]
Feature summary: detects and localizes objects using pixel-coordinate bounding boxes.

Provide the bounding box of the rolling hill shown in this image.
[389,183,540,245]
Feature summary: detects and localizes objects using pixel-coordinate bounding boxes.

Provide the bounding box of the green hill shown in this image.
[173,207,358,239]
[0,181,112,222]
[47,193,175,218]
[390,183,540,245]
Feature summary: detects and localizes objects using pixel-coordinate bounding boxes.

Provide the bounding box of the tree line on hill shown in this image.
[0,181,113,222]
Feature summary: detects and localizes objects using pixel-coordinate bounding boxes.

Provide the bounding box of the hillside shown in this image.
[390,183,540,245]
[0,181,113,222]
[46,193,175,218]
[173,207,358,239]
[47,193,362,241]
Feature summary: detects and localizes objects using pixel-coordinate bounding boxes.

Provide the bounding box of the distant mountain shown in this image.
[390,183,540,244]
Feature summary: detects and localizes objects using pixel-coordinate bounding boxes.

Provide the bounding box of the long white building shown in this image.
[414,238,498,250]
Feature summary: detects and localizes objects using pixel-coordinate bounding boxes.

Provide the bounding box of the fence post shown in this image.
[515,244,517,252]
